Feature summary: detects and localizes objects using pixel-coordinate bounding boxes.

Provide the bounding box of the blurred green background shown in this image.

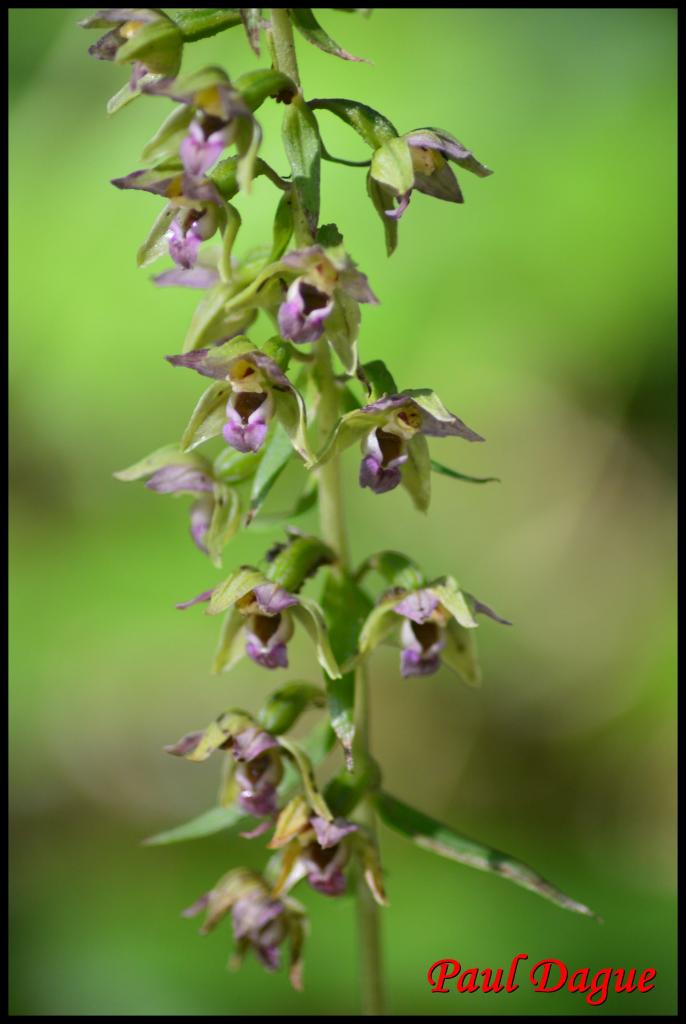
[9,7,676,1016]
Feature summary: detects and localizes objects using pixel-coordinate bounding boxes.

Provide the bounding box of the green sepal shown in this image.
[289,8,368,63]
[113,444,212,483]
[141,104,194,163]
[276,737,333,820]
[429,576,478,628]
[282,95,322,243]
[219,203,241,281]
[206,484,242,567]
[324,290,360,375]
[370,136,413,197]
[291,599,342,678]
[182,281,237,353]
[375,792,599,919]
[308,98,397,149]
[266,535,334,593]
[408,388,457,423]
[314,408,386,467]
[213,447,263,484]
[107,72,162,116]
[181,380,232,451]
[269,795,311,849]
[367,172,398,256]
[116,18,183,77]
[271,191,295,261]
[358,592,404,656]
[208,565,268,616]
[401,434,431,512]
[441,618,481,687]
[212,607,246,673]
[431,459,500,485]
[234,69,298,112]
[245,422,295,525]
[273,387,313,463]
[258,682,326,735]
[413,126,494,178]
[136,202,177,268]
[172,709,256,763]
[168,9,243,42]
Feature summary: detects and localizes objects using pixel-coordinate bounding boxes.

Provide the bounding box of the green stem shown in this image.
[270,10,385,1014]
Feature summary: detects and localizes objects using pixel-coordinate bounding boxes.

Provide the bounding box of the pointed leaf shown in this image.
[240,9,262,54]
[290,8,368,62]
[308,98,397,149]
[282,96,322,243]
[137,203,177,268]
[205,485,242,567]
[141,104,194,163]
[143,804,246,846]
[358,593,401,655]
[325,290,360,374]
[212,607,247,673]
[431,459,499,485]
[271,190,295,261]
[376,792,599,919]
[273,387,312,462]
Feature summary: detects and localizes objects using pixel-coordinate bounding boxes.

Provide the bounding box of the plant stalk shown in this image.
[270,11,385,1012]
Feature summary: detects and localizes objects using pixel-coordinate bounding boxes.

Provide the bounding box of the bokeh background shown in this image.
[9,7,677,1016]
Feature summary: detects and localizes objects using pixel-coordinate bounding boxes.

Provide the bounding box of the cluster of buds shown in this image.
[80,8,607,1004]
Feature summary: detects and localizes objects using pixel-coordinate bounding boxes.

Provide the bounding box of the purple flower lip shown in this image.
[223,391,272,453]
[231,725,279,763]
[278,278,334,344]
[359,427,409,495]
[310,815,358,849]
[244,610,294,670]
[180,119,227,179]
[400,618,445,678]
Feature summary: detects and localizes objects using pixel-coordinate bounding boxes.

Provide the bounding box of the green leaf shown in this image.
[321,572,374,763]
[282,96,322,243]
[360,359,397,400]
[308,98,397,149]
[291,599,342,679]
[143,804,246,846]
[246,422,295,525]
[208,566,268,616]
[431,459,500,485]
[367,172,398,256]
[258,682,326,735]
[168,9,243,42]
[324,290,360,375]
[441,618,481,687]
[401,434,431,512]
[181,380,232,451]
[376,792,599,919]
[205,485,241,567]
[370,136,414,197]
[114,444,211,482]
[277,737,332,821]
[290,8,368,62]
